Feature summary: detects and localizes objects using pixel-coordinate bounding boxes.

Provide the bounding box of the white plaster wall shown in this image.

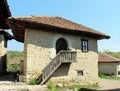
[98,62,117,75]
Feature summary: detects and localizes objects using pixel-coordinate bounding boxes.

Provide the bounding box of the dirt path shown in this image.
[0,78,120,91]
[98,78,120,90]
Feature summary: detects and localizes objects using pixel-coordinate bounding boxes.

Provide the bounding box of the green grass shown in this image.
[46,81,99,91]
[29,78,40,85]
[99,74,120,80]
[68,84,99,90]
[46,81,62,91]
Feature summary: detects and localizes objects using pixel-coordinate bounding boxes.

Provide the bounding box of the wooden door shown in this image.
[56,38,67,54]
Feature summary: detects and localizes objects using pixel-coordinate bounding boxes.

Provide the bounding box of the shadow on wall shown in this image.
[80,88,120,91]
[52,63,70,77]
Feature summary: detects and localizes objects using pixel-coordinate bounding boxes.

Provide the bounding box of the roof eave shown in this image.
[8,17,110,42]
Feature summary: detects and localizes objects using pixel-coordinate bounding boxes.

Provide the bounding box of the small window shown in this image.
[81,39,88,52]
[118,71,120,75]
[77,70,83,76]
[75,69,84,76]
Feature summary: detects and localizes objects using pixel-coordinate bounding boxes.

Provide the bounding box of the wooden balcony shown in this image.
[60,50,77,63]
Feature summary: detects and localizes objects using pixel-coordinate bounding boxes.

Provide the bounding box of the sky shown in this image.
[7,0,120,52]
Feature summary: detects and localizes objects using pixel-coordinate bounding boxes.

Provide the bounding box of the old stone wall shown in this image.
[24,28,98,85]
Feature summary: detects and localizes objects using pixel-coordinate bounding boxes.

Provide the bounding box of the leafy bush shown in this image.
[99,73,108,78]
[7,51,24,72]
[46,81,61,91]
[99,73,120,80]
[9,64,20,72]
[29,78,40,85]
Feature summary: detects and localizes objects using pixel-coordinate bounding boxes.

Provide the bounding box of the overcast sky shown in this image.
[7,0,120,52]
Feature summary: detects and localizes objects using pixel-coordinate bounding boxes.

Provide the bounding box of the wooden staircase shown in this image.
[40,50,77,85]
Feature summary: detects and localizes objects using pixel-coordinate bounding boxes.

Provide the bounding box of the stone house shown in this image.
[0,0,12,72]
[8,16,110,85]
[98,53,120,77]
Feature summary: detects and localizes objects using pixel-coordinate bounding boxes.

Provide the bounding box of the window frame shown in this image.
[81,39,89,52]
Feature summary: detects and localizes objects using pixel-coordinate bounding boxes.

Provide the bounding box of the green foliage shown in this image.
[68,84,98,90]
[9,64,20,72]
[47,81,69,91]
[29,78,40,85]
[47,81,55,91]
[7,51,24,61]
[46,81,98,91]
[7,51,24,72]
[99,74,120,80]
[99,73,110,78]
[103,51,120,59]
[46,81,61,91]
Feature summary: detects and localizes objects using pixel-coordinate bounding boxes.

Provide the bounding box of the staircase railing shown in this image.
[40,50,77,85]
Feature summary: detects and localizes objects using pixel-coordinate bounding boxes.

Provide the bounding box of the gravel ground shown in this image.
[0,84,49,91]
[98,78,120,90]
[0,78,119,91]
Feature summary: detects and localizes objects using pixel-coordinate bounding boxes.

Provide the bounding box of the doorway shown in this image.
[56,38,68,54]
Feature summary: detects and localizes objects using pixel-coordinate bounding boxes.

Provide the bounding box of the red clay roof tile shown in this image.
[98,53,120,63]
[8,16,110,42]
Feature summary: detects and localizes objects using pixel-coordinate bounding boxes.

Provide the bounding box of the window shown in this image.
[75,69,84,76]
[77,70,83,76]
[81,39,88,52]
[118,71,120,75]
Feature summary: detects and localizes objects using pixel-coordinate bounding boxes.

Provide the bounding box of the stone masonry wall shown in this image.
[24,28,98,85]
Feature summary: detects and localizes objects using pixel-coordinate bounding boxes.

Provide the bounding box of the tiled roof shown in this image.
[98,53,120,63]
[0,0,11,29]
[8,16,110,42]
[0,30,13,40]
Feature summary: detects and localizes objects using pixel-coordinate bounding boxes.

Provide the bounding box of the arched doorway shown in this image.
[56,38,68,54]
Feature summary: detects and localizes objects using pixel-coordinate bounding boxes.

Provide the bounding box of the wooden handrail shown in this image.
[40,50,77,85]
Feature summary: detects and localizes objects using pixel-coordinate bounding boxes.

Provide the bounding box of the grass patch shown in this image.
[46,81,62,91]
[99,74,120,80]
[29,78,40,85]
[46,81,99,91]
[68,84,99,90]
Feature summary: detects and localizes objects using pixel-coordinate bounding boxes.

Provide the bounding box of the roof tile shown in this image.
[98,53,120,63]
